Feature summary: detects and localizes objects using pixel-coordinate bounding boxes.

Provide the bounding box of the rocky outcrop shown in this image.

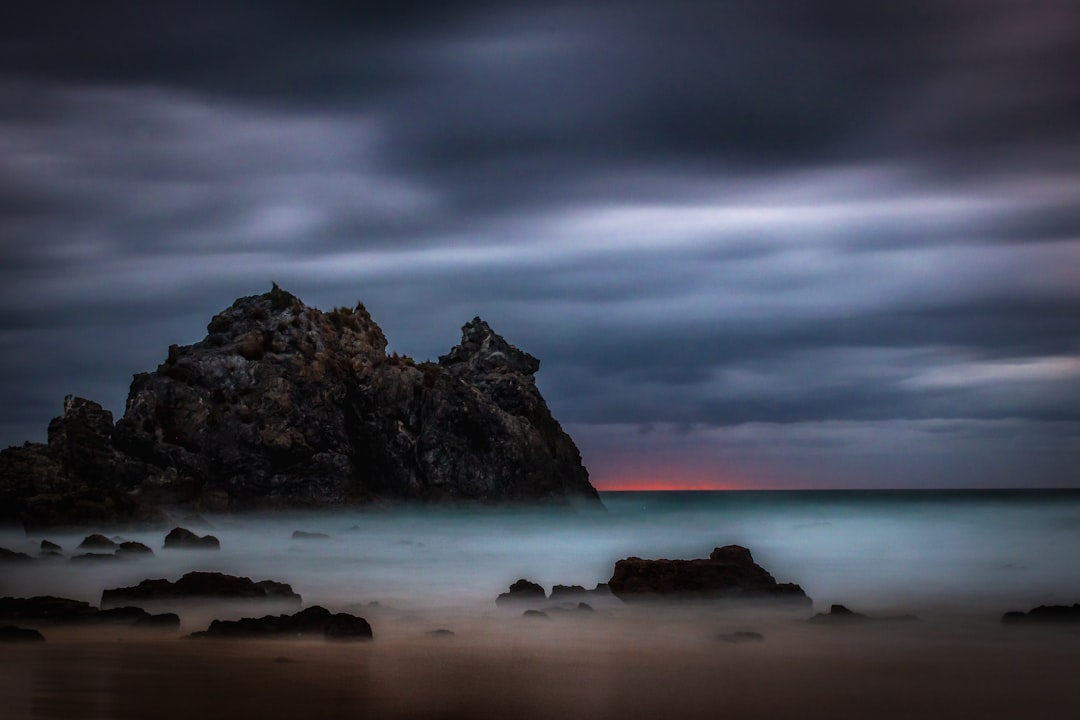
[189,606,372,641]
[607,545,811,604]
[100,571,301,608]
[1,286,600,529]
[1002,604,1080,625]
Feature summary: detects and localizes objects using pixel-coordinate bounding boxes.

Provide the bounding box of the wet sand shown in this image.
[2,606,1078,720]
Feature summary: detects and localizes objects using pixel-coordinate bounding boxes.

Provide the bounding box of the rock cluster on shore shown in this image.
[0,286,600,530]
[607,545,811,604]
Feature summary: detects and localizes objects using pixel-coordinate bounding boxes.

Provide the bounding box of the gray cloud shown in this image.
[1,1,1078,488]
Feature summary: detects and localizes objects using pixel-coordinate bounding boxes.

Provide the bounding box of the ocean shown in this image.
[4,489,1079,621]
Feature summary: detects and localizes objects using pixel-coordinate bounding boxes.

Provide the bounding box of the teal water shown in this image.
[3,490,1079,619]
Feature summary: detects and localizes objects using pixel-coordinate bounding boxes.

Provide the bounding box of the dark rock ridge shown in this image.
[0,596,177,628]
[189,605,372,641]
[1002,604,1080,625]
[607,545,811,604]
[101,571,301,608]
[1,286,600,529]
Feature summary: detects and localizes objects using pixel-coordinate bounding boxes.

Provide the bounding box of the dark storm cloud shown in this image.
[1,1,1078,487]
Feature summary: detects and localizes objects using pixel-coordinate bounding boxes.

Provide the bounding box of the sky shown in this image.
[1,1,1078,490]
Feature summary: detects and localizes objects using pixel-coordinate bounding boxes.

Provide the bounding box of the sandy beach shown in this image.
[3,604,1079,720]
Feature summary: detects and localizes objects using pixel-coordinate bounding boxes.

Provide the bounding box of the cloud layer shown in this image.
[2,1,1078,488]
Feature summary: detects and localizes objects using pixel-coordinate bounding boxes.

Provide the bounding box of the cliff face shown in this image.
[1,286,601,529]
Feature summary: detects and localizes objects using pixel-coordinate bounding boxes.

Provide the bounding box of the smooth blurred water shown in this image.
[3,490,1080,618]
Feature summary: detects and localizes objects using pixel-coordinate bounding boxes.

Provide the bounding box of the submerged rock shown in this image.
[0,547,33,562]
[291,530,331,540]
[717,631,765,643]
[607,545,811,605]
[1002,604,1080,625]
[163,527,220,550]
[101,571,301,607]
[189,605,371,641]
[809,604,918,625]
[1,287,601,529]
[40,540,62,552]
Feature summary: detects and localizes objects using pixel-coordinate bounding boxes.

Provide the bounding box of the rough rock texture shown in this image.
[100,571,301,608]
[607,545,811,604]
[1,286,600,529]
[1002,604,1080,625]
[189,605,371,641]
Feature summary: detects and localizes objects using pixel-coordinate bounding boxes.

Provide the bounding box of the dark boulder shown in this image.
[101,571,301,607]
[163,527,220,550]
[1002,604,1080,625]
[522,609,550,620]
[117,541,154,556]
[550,584,587,599]
[77,534,117,550]
[189,605,371,641]
[607,545,810,604]
[0,625,45,642]
[40,540,62,552]
[496,579,547,606]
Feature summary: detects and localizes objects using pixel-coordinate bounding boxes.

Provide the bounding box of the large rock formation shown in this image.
[1,286,600,529]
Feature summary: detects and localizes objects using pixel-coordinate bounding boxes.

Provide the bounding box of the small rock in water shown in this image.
[496,579,547,606]
[291,530,331,540]
[0,625,45,642]
[809,604,918,624]
[1002,603,1080,625]
[522,610,550,620]
[116,541,154,556]
[77,534,118,551]
[0,547,34,562]
[190,606,372,641]
[425,629,455,638]
[717,631,765,643]
[40,540,62,552]
[70,552,121,563]
[163,527,220,550]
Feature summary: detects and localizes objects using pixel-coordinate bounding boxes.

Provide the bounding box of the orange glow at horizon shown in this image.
[594,475,747,491]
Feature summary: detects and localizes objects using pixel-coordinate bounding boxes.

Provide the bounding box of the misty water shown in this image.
[4,490,1080,622]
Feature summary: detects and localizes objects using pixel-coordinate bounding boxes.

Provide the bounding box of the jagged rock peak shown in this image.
[201,283,388,361]
[439,317,540,376]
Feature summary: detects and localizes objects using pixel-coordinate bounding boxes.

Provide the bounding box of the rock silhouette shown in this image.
[1,286,600,529]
